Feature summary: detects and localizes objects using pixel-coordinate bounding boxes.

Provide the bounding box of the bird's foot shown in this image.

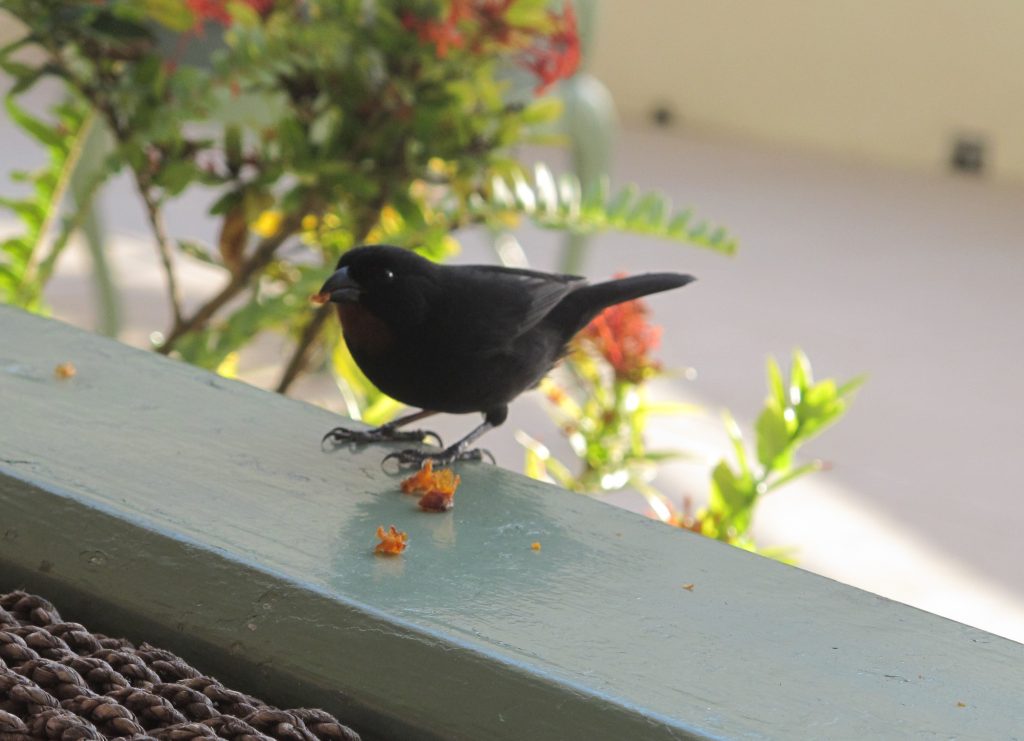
[382,446,495,469]
[322,425,443,449]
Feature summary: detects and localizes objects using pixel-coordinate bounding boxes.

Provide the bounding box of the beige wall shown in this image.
[5,5,1022,178]
[589,0,1024,180]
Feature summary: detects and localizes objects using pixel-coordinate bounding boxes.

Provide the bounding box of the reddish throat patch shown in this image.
[336,302,393,354]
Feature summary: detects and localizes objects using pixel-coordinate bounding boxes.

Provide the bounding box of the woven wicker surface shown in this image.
[0,591,360,741]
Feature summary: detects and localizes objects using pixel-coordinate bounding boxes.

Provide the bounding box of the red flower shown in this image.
[187,0,275,28]
[579,281,663,383]
[402,0,473,59]
[403,1,580,92]
[518,3,580,93]
[417,18,465,59]
[187,0,231,25]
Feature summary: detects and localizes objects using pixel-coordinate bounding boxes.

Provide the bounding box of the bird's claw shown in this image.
[322,426,444,449]
[382,446,495,469]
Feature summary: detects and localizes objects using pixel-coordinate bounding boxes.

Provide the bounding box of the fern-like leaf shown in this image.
[477,165,737,255]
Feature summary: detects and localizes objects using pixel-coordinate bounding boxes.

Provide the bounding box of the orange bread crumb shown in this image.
[401,460,460,512]
[374,525,408,555]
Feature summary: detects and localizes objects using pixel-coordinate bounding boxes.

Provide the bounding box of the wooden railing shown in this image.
[2,305,1021,739]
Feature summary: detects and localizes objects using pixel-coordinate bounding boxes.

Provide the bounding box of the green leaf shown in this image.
[0,264,17,292]
[224,124,243,173]
[0,197,44,227]
[837,374,867,399]
[767,356,786,409]
[510,170,536,213]
[0,59,37,81]
[277,116,309,161]
[89,10,154,42]
[141,0,194,31]
[0,35,32,62]
[391,191,426,231]
[155,159,199,196]
[707,460,755,536]
[533,162,558,215]
[666,209,692,237]
[227,0,262,26]
[520,97,563,125]
[473,169,736,253]
[209,189,244,216]
[794,378,844,441]
[637,450,692,463]
[629,192,668,230]
[581,175,610,213]
[755,401,793,472]
[178,239,219,265]
[765,460,824,493]
[504,0,552,28]
[720,409,751,477]
[789,348,813,405]
[5,96,64,149]
[557,172,581,220]
[606,184,637,222]
[490,175,516,210]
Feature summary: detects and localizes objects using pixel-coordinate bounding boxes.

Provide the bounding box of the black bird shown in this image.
[317,245,695,466]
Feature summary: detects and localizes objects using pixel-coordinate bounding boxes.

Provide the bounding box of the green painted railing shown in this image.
[2,306,1022,740]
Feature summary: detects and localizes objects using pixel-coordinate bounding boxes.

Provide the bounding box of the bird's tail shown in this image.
[551,272,696,336]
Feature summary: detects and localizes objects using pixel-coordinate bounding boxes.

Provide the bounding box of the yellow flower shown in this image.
[252,210,283,238]
[301,213,319,231]
[379,205,402,233]
[427,156,457,177]
[409,179,428,200]
[439,234,460,257]
[216,351,240,379]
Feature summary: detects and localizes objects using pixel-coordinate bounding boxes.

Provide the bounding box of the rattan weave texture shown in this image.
[0,592,360,741]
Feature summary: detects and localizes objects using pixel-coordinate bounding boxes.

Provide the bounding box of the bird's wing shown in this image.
[439,264,586,353]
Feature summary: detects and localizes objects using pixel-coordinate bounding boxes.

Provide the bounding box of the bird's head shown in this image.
[314,245,438,327]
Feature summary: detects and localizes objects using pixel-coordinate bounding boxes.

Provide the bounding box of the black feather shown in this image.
[323,245,695,418]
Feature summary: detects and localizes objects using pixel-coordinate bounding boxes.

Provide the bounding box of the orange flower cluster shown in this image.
[402,0,580,93]
[669,497,704,534]
[186,0,273,27]
[400,460,461,512]
[517,3,580,93]
[374,525,409,555]
[579,289,663,384]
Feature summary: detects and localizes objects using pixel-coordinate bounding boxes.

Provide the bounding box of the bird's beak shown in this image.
[315,266,361,304]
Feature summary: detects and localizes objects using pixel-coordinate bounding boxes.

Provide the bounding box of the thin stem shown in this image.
[157,212,303,354]
[47,45,186,329]
[137,184,184,327]
[275,303,332,393]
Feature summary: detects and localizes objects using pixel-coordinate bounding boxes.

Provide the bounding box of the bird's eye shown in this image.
[382,269,395,282]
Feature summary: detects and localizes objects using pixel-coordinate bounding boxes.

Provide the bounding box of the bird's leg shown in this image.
[382,407,506,468]
[322,409,443,449]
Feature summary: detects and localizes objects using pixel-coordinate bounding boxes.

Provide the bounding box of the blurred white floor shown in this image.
[4,110,1024,644]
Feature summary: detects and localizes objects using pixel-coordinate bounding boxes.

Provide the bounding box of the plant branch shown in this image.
[275,302,332,393]
[46,42,193,330]
[273,198,387,393]
[157,211,304,355]
[137,183,184,327]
